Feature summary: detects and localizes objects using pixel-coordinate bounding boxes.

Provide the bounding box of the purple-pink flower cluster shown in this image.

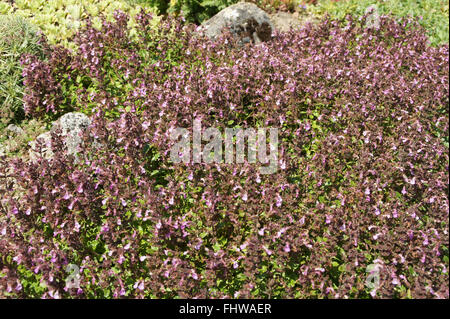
[0,11,448,298]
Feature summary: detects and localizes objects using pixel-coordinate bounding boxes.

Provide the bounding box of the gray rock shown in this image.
[6,124,25,136]
[57,112,91,134]
[198,2,274,44]
[56,112,91,156]
[29,112,91,161]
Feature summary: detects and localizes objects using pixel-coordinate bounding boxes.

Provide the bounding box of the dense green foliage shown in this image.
[0,0,157,48]
[0,14,44,128]
[310,0,449,45]
[129,0,238,24]
[130,0,303,23]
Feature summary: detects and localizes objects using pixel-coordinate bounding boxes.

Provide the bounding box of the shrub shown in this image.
[20,10,190,121]
[0,1,13,15]
[1,12,448,299]
[136,0,303,23]
[4,0,157,49]
[170,0,238,23]
[0,14,44,128]
[129,0,239,24]
[309,0,450,46]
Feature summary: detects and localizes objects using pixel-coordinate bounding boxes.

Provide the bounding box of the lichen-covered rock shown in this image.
[198,2,273,44]
[29,112,91,161]
[6,124,25,136]
[56,112,91,156]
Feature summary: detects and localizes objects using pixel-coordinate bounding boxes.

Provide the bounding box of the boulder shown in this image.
[29,112,91,161]
[198,2,274,44]
[6,124,24,136]
[57,112,91,156]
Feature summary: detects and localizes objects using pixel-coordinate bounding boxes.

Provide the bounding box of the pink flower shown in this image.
[263,246,272,256]
[401,186,407,195]
[299,216,305,225]
[283,243,291,253]
[276,195,282,207]
[133,280,144,290]
[392,209,398,218]
[68,199,77,210]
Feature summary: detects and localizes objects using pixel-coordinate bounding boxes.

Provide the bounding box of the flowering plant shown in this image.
[1,11,448,298]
